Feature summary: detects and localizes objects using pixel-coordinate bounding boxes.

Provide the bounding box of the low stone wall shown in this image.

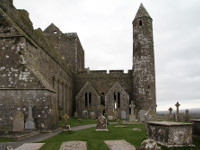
[146,121,194,148]
[191,119,200,137]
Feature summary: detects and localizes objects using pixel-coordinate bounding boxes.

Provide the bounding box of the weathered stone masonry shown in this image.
[0,0,156,130]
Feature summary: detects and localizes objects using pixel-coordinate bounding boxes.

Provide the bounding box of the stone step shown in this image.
[104,140,136,150]
[16,131,40,141]
[59,141,87,150]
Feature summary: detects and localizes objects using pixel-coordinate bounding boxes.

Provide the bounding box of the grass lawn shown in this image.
[39,124,145,150]
[39,122,200,150]
[0,137,16,143]
[59,118,96,127]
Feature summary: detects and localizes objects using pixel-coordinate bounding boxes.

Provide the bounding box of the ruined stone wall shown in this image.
[0,1,74,129]
[74,70,133,117]
[44,25,85,73]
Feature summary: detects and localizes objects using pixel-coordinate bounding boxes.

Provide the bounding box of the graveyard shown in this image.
[38,119,200,150]
[0,0,200,150]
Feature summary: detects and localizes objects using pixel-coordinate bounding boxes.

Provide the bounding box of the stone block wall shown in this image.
[0,89,57,130]
[74,70,133,118]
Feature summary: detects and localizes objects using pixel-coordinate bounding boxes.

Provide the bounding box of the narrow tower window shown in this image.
[117,92,121,108]
[89,92,92,108]
[139,20,143,26]
[85,93,88,108]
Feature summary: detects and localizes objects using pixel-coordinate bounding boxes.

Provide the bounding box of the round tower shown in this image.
[132,3,156,113]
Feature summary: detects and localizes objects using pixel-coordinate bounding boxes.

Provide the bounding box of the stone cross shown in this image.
[175,102,180,114]
[168,107,173,115]
[27,100,34,121]
[25,100,35,129]
[129,101,135,115]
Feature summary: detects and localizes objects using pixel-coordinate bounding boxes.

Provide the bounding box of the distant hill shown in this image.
[158,108,200,115]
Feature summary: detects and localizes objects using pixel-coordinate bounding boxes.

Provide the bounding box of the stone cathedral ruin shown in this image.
[0,0,156,131]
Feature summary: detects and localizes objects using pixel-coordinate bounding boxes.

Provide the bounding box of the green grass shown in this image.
[39,124,146,150]
[59,118,96,127]
[0,137,16,143]
[39,122,200,150]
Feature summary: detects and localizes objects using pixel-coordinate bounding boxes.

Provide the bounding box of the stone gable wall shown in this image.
[74,70,133,117]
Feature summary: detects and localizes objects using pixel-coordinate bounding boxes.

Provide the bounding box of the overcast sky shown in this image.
[14,0,200,111]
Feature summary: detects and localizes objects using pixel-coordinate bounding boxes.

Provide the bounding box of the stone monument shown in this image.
[139,110,147,122]
[74,111,78,119]
[90,111,96,119]
[175,102,180,121]
[82,110,88,119]
[62,114,71,131]
[96,115,108,131]
[25,100,36,129]
[13,111,24,132]
[129,101,136,122]
[121,110,126,119]
[168,107,174,121]
[185,109,190,122]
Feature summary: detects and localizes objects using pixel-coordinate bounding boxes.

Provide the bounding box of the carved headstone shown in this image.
[96,115,108,131]
[25,100,36,129]
[121,110,126,119]
[13,111,24,132]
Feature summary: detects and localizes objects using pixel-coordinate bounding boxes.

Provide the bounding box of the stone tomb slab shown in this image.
[105,140,136,150]
[59,141,87,150]
[15,143,44,150]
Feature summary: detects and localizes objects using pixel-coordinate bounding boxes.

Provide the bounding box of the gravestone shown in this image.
[82,110,88,119]
[96,115,108,131]
[175,102,181,121]
[185,109,190,122]
[25,100,36,129]
[90,111,96,119]
[129,101,136,122]
[139,110,147,122]
[74,112,78,119]
[107,108,114,120]
[121,110,126,119]
[13,111,24,132]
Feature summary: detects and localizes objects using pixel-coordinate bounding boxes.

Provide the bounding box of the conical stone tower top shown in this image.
[134,3,151,20]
